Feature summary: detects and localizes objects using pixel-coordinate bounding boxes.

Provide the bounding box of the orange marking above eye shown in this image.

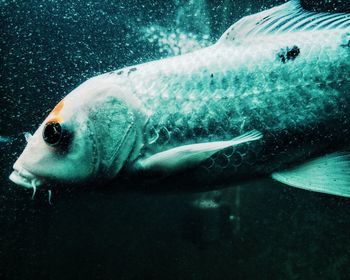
[47,99,65,123]
[52,99,65,115]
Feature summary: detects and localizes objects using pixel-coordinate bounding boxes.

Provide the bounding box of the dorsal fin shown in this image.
[218,0,350,44]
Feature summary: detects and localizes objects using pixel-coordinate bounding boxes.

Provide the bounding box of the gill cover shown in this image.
[89,96,137,178]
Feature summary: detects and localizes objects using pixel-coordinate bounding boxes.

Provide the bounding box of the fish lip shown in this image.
[9,166,43,189]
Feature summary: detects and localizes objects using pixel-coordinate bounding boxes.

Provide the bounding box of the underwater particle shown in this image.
[277,45,300,63]
[48,190,52,205]
[0,135,12,143]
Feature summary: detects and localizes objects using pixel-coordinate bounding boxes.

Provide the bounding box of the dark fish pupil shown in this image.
[43,122,62,145]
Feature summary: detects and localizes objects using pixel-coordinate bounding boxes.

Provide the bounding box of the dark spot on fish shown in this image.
[287,46,300,60]
[127,67,137,76]
[116,70,124,75]
[277,45,300,63]
[226,30,236,41]
[279,56,286,63]
[210,73,214,78]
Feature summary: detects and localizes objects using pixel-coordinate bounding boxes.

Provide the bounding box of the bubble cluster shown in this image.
[141,25,212,57]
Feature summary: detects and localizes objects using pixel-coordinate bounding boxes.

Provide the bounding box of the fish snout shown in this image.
[9,161,43,190]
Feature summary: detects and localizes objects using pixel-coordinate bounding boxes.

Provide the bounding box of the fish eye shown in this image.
[43,121,66,146]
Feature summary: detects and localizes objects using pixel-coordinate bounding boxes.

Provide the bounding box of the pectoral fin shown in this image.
[272,152,350,197]
[134,130,262,176]
[24,132,32,143]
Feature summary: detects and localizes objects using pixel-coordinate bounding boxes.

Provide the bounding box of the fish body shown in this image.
[9,1,350,197]
[128,29,350,178]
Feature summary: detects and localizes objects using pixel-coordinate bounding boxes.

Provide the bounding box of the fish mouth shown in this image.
[9,166,43,190]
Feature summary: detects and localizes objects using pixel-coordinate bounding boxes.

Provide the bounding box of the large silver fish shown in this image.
[9,0,350,197]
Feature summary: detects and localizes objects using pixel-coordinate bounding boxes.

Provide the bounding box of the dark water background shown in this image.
[1,0,350,279]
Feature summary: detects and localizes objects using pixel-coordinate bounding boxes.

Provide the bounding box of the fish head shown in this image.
[9,97,97,190]
[9,74,142,190]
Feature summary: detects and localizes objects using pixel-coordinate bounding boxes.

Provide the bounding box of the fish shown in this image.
[9,0,350,198]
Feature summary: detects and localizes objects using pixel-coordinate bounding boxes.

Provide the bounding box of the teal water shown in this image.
[1,0,350,279]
